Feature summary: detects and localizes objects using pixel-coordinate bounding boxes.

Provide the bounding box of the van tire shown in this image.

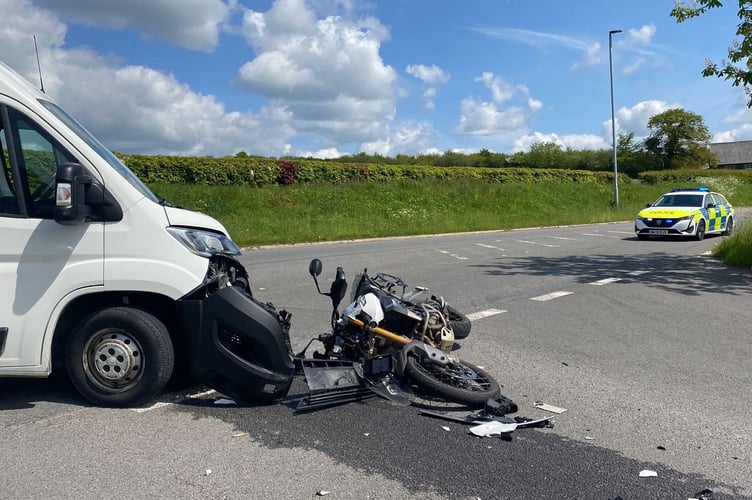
[66,306,174,407]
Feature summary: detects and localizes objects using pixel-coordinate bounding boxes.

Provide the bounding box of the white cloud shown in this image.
[295,147,345,159]
[32,0,232,52]
[236,0,398,144]
[571,42,601,70]
[406,64,450,84]
[512,132,608,153]
[602,99,681,141]
[626,24,656,46]
[0,0,295,156]
[455,72,541,136]
[406,64,449,111]
[360,121,437,156]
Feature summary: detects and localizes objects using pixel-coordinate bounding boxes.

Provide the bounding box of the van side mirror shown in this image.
[53,162,92,226]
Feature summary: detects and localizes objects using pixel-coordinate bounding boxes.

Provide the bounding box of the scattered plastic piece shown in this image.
[533,401,567,414]
[690,488,717,500]
[585,436,594,440]
[469,420,518,437]
[316,490,330,496]
[364,433,370,437]
[204,469,212,476]
[441,426,451,432]
[657,445,666,450]
[638,469,657,478]
[214,397,237,405]
[232,432,248,438]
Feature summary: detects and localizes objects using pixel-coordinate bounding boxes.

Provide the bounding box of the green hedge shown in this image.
[638,168,752,184]
[116,154,625,187]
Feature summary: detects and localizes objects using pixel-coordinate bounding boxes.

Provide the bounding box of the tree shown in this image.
[525,142,565,168]
[671,1,752,106]
[644,108,716,169]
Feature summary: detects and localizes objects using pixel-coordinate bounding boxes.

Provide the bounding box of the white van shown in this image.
[0,61,295,407]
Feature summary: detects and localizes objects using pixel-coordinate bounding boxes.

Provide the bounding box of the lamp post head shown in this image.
[609,29,622,35]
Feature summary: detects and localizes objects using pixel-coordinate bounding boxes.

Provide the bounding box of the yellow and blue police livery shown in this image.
[634,187,734,241]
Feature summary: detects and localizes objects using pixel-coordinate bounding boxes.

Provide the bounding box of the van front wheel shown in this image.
[66,307,174,407]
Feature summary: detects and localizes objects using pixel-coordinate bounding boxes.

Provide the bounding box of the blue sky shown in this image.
[1,0,748,158]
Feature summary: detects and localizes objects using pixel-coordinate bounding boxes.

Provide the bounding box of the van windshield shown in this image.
[38,99,159,203]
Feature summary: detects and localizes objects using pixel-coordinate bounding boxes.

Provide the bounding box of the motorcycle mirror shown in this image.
[330,267,348,308]
[309,258,323,277]
[309,258,324,295]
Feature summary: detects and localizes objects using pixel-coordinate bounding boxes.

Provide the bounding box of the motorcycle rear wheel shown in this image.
[406,355,499,407]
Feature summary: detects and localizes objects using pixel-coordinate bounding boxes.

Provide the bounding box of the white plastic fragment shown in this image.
[585,436,594,440]
[441,426,451,432]
[639,469,658,477]
[533,401,567,414]
[214,397,237,405]
[316,490,330,496]
[204,469,212,476]
[364,433,370,436]
[232,432,248,438]
[469,420,518,437]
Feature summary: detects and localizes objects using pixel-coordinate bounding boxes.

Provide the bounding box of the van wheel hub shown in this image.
[84,330,144,390]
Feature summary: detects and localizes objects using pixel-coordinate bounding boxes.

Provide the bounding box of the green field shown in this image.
[148,178,752,267]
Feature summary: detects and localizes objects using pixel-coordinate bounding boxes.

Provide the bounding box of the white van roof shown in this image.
[0,61,51,108]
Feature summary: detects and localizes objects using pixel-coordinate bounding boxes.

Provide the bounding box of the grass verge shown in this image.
[149,179,752,267]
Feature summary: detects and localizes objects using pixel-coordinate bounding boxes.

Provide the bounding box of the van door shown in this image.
[0,104,103,371]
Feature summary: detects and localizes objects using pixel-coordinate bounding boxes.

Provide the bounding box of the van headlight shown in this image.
[167,227,241,257]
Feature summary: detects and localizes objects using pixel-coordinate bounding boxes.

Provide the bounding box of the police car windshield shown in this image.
[654,194,704,207]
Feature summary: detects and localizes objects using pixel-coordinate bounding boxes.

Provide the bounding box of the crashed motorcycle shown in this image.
[295,259,499,411]
[350,269,472,340]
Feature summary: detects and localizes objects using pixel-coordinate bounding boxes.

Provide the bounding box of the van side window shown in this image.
[0,120,20,215]
[4,107,76,219]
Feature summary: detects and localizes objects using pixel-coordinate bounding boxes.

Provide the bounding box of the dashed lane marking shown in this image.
[476,243,507,251]
[546,236,577,240]
[531,291,573,301]
[590,277,622,286]
[515,240,560,248]
[437,249,469,260]
[466,309,507,321]
[581,232,620,239]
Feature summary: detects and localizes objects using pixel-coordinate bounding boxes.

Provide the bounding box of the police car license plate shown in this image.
[649,229,669,235]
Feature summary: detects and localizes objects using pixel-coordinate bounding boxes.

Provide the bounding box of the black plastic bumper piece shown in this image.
[179,286,295,404]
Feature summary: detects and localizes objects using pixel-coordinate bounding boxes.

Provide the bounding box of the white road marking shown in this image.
[627,270,650,276]
[476,243,507,251]
[531,291,573,301]
[590,277,622,286]
[437,249,468,260]
[466,309,507,321]
[515,240,560,248]
[581,232,620,239]
[547,236,577,240]
[607,230,635,235]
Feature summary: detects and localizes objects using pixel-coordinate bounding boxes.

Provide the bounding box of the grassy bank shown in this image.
[150,178,752,251]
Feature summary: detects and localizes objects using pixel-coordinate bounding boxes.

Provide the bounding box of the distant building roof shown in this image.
[709,140,752,167]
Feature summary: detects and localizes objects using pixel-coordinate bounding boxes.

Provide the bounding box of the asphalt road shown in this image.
[1,218,751,499]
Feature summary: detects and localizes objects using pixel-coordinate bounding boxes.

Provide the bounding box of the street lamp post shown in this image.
[609,29,622,208]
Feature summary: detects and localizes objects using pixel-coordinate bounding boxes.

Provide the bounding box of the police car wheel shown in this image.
[694,219,706,241]
[723,217,734,236]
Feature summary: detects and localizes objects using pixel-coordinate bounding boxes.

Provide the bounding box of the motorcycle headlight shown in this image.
[167,227,241,258]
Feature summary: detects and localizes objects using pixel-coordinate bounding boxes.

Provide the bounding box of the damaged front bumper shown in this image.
[178,257,295,403]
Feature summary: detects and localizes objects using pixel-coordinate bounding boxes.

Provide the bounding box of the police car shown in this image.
[635,187,734,240]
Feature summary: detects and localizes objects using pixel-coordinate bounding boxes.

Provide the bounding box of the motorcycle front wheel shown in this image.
[406,355,499,407]
[445,305,471,340]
